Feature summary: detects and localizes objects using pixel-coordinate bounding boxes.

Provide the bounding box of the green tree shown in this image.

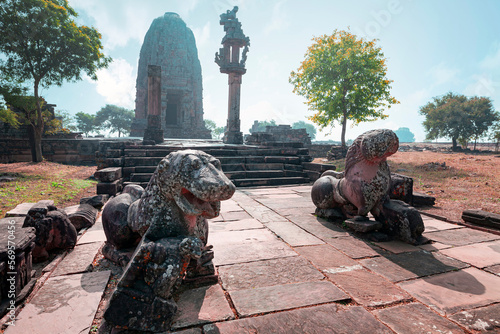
[289,30,399,147]
[0,0,111,162]
[489,121,500,152]
[292,120,317,140]
[55,110,77,132]
[204,119,224,139]
[289,30,399,148]
[249,119,277,133]
[420,93,498,150]
[75,112,97,137]
[394,127,415,143]
[95,105,134,137]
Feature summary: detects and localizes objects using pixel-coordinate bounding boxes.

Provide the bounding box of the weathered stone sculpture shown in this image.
[311,129,425,244]
[103,150,235,332]
[130,13,211,139]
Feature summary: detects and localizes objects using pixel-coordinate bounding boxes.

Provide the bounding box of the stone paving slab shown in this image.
[209,228,296,266]
[373,302,466,334]
[325,267,412,307]
[374,240,421,253]
[418,241,452,252]
[398,267,500,315]
[5,202,35,217]
[287,214,350,239]
[359,250,469,282]
[6,270,110,334]
[208,218,264,232]
[294,244,360,272]
[171,328,202,334]
[423,218,464,232]
[218,256,324,291]
[220,210,253,221]
[51,241,104,277]
[264,220,325,246]
[171,284,234,330]
[229,281,349,316]
[237,201,289,223]
[203,304,392,334]
[423,228,500,246]
[219,199,243,212]
[449,303,500,332]
[485,264,500,276]
[77,229,107,245]
[439,239,500,268]
[325,235,381,258]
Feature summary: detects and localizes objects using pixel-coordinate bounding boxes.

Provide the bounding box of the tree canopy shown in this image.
[204,119,225,139]
[0,0,111,161]
[95,105,134,137]
[394,127,415,143]
[75,112,97,137]
[419,92,498,150]
[289,29,399,147]
[292,120,317,140]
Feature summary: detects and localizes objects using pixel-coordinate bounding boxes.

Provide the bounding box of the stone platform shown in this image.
[4,185,500,333]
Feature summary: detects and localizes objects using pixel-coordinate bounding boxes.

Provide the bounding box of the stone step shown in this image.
[284,164,303,171]
[135,166,157,173]
[218,156,302,165]
[123,181,149,189]
[124,156,163,166]
[222,164,245,172]
[232,177,310,187]
[130,173,153,182]
[245,163,284,170]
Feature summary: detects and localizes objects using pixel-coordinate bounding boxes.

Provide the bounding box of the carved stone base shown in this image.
[223,131,243,145]
[143,129,164,144]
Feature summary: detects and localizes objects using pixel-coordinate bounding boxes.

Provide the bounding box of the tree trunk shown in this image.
[32,80,44,162]
[452,137,457,150]
[341,112,347,148]
[474,138,477,151]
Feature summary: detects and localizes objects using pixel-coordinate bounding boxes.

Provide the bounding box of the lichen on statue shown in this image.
[103,149,235,332]
[312,129,425,245]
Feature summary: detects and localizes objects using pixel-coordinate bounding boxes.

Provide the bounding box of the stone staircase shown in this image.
[118,145,313,188]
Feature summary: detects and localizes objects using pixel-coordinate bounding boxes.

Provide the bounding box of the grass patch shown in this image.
[0,171,97,218]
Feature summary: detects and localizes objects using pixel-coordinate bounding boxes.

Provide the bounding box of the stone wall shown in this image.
[0,138,101,164]
[246,124,311,146]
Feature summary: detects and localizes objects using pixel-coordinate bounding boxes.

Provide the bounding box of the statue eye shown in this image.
[191,159,201,169]
[211,159,221,169]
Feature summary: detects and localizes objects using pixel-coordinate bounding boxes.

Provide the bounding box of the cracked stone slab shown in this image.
[439,239,500,268]
[485,264,500,276]
[6,271,110,334]
[77,229,107,245]
[287,214,349,239]
[423,218,464,232]
[52,241,104,277]
[264,220,324,246]
[359,250,469,282]
[325,236,380,258]
[171,284,234,330]
[418,241,452,252]
[294,244,359,271]
[218,256,324,291]
[209,228,296,266]
[220,210,253,221]
[398,267,500,315]
[373,303,466,334]
[449,303,500,332]
[220,199,243,213]
[209,218,264,232]
[423,228,500,247]
[373,240,420,254]
[203,304,392,334]
[229,281,349,316]
[325,268,411,307]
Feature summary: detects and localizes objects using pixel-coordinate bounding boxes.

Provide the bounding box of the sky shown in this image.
[39,0,500,142]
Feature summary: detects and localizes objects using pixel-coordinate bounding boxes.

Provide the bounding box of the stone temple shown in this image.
[130,12,211,139]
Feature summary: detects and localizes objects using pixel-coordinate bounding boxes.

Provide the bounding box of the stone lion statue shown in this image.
[311,129,425,244]
[103,150,235,332]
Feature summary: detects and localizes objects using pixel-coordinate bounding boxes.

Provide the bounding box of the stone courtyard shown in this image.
[3,184,500,333]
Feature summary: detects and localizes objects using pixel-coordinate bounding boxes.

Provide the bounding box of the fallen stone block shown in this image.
[390,173,413,204]
[97,179,122,196]
[5,203,35,218]
[412,192,436,206]
[80,194,109,210]
[94,167,122,182]
[64,204,98,230]
[462,209,500,230]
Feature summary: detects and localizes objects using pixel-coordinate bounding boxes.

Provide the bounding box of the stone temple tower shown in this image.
[130,12,211,139]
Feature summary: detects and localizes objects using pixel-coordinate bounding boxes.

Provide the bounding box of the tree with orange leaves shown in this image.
[289,30,399,148]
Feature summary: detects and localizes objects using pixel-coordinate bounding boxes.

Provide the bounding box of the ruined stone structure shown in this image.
[311,129,425,244]
[215,6,250,144]
[246,124,311,147]
[103,150,235,331]
[130,13,211,139]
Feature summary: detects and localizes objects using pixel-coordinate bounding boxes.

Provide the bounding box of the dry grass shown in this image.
[0,161,97,217]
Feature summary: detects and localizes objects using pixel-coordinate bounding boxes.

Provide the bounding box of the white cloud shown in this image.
[480,44,500,70]
[91,58,135,108]
[464,74,496,98]
[264,0,290,35]
[428,62,459,86]
[192,21,211,49]
[241,100,289,134]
